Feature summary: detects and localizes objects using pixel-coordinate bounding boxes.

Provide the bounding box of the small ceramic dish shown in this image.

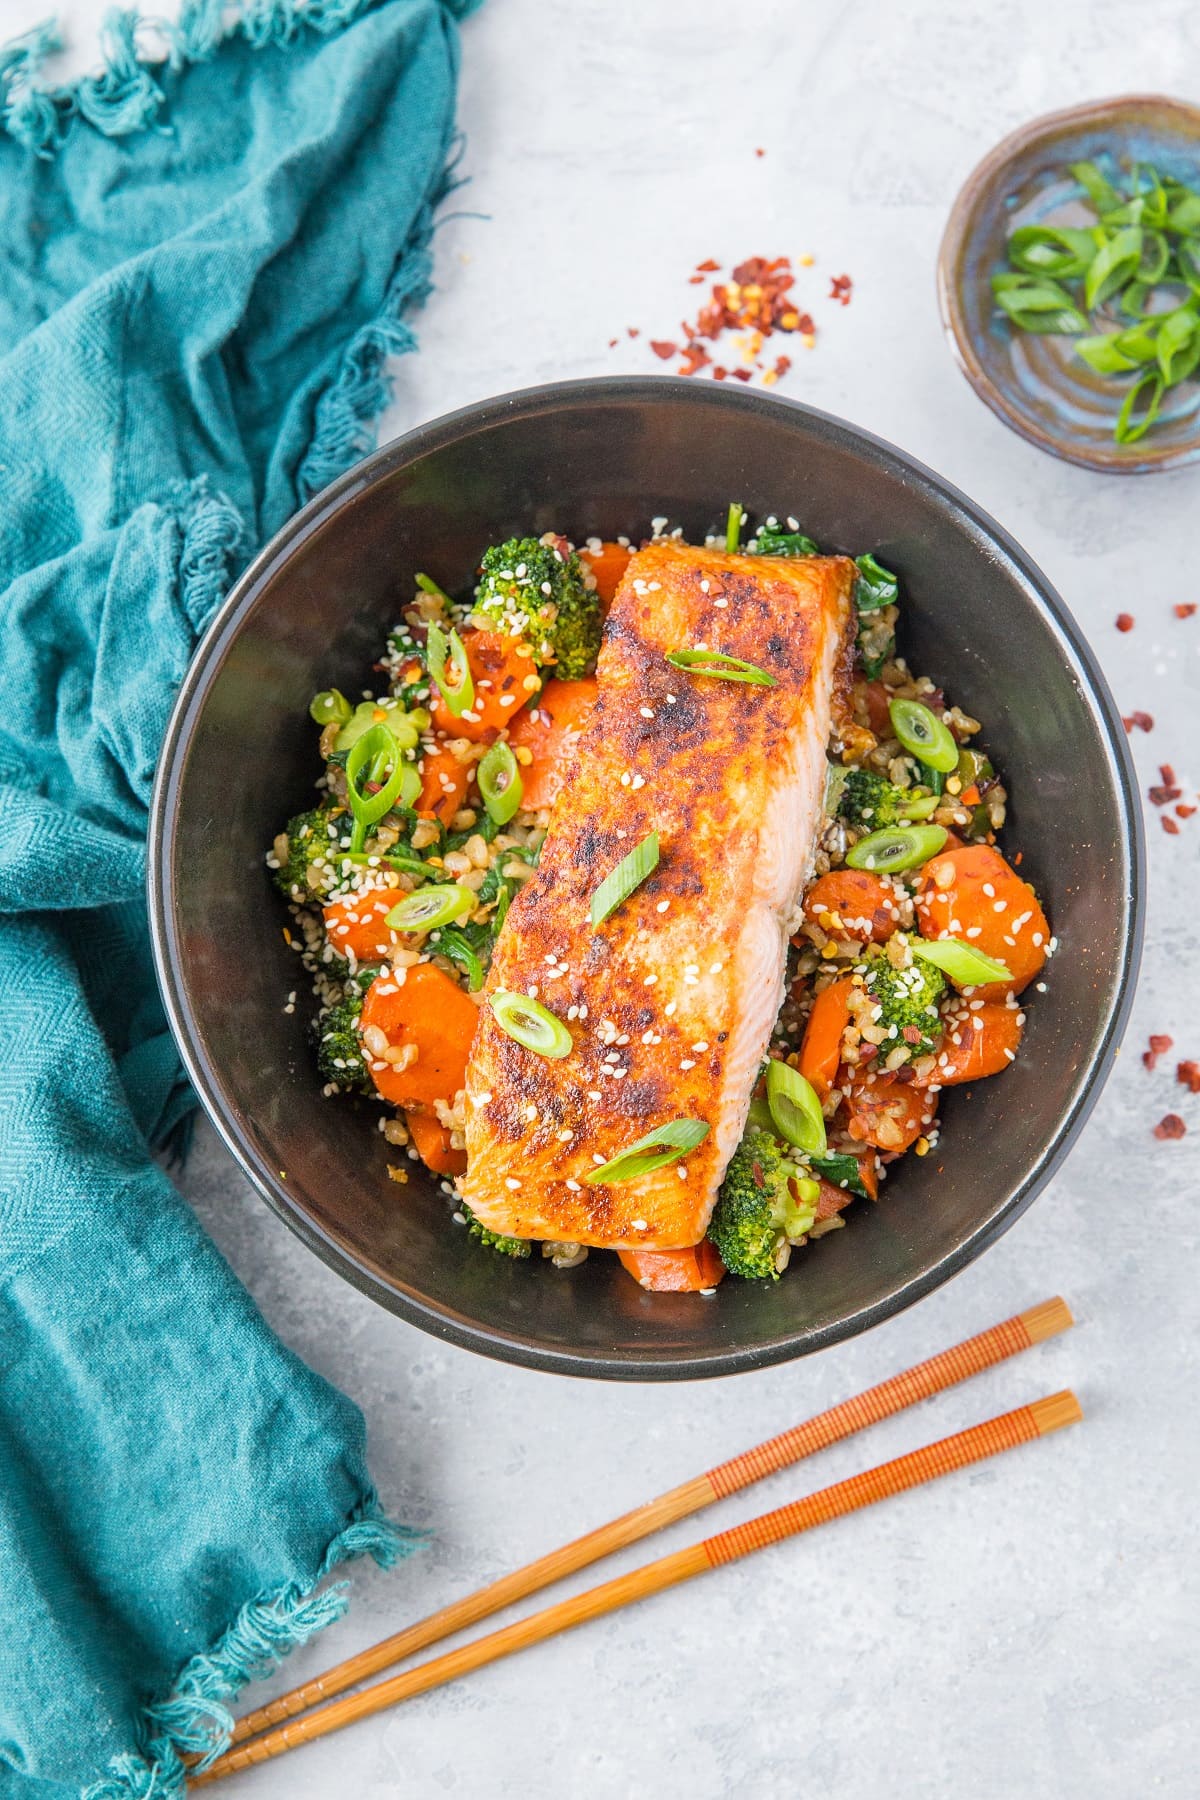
[938,95,1200,473]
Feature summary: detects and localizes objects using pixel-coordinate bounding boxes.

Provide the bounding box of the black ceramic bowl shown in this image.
[149,378,1143,1380]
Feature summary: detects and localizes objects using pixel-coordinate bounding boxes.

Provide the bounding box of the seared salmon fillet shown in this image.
[459,540,857,1250]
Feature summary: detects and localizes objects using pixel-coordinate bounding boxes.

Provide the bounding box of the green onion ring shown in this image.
[911,936,1011,988]
[765,1059,827,1158]
[477,740,524,825]
[427,623,475,718]
[887,698,959,773]
[489,990,573,1059]
[665,648,777,688]
[385,884,475,932]
[585,1118,710,1185]
[590,831,660,928]
[345,726,416,854]
[846,824,948,875]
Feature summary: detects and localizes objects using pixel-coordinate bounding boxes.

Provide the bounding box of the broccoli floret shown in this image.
[861,948,945,1061]
[313,966,379,1093]
[272,807,346,900]
[473,535,601,681]
[839,768,932,830]
[460,1201,532,1259]
[707,1127,820,1280]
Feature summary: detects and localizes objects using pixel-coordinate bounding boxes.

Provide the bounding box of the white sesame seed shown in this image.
[644,973,658,986]
[639,706,655,719]
[656,900,669,913]
[566,1178,582,1192]
[666,693,677,704]
[631,775,646,791]
[691,1041,709,1052]
[665,1001,677,1016]
[680,1059,696,1070]
[505,1177,521,1190]
[592,1153,607,1166]
[587,1090,602,1101]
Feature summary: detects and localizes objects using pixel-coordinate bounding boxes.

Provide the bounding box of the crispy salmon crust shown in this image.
[459,541,857,1249]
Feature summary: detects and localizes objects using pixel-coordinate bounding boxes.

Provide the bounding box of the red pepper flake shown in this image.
[695,258,720,272]
[755,147,766,158]
[829,274,853,305]
[731,367,753,381]
[1162,816,1180,835]
[1123,711,1154,733]
[608,338,618,349]
[649,340,677,360]
[1154,1113,1187,1140]
[635,253,844,387]
[902,1025,923,1045]
[677,343,711,377]
[1115,613,1135,632]
[687,275,705,284]
[1013,850,1023,865]
[751,1160,765,1188]
[627,327,640,338]
[1174,603,1196,619]
[1149,785,1182,806]
[1160,763,1177,786]
[712,366,728,380]
[1176,1060,1200,1093]
[1144,1033,1174,1071]
[775,353,793,379]
[1177,803,1197,819]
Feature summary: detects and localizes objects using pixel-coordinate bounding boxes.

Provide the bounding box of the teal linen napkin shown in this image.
[0,4,478,1793]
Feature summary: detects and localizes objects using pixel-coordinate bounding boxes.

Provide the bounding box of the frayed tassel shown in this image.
[240,0,303,50]
[166,0,227,66]
[174,478,249,633]
[74,10,164,140]
[0,19,72,157]
[84,1499,422,1797]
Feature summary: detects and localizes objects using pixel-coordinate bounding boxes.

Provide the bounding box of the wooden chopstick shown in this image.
[194,1388,1082,1783]
[218,1297,1070,1756]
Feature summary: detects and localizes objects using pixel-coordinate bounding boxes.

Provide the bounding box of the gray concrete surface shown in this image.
[50,0,1200,1792]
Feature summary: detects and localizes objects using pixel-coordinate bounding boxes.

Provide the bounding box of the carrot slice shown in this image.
[924,1001,1023,1086]
[798,976,854,1099]
[505,676,598,812]
[862,679,892,738]
[359,963,480,1108]
[405,1108,467,1176]
[431,628,536,741]
[915,843,1048,995]
[617,1239,726,1292]
[416,743,473,825]
[843,1070,937,1154]
[580,540,632,608]
[803,870,898,944]
[323,889,400,963]
[815,1178,856,1220]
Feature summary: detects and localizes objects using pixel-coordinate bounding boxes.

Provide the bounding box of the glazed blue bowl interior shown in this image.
[149,378,1143,1378]
[940,96,1200,472]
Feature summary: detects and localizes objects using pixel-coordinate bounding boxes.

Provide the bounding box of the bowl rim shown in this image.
[148,375,1146,1380]
[937,92,1200,475]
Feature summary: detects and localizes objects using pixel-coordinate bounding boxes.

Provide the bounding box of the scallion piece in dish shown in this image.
[887,697,959,773]
[345,726,418,854]
[309,688,352,727]
[385,883,475,932]
[415,571,454,605]
[765,1059,827,1158]
[665,648,777,687]
[489,990,573,1059]
[726,501,743,552]
[477,740,523,825]
[589,831,660,928]
[427,623,475,718]
[585,1118,710,1185]
[911,937,1011,987]
[846,824,948,874]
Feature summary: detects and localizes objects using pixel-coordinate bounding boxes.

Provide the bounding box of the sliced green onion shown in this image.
[345,726,416,853]
[489,990,573,1059]
[1115,369,1166,444]
[765,1059,827,1158]
[1156,304,1200,384]
[991,272,1087,334]
[888,697,959,773]
[846,824,948,874]
[1075,332,1143,375]
[584,1118,710,1185]
[1071,159,1121,214]
[335,700,420,753]
[1168,188,1200,235]
[1176,238,1200,292]
[430,924,485,991]
[1084,227,1143,309]
[1007,225,1097,280]
[477,740,523,825]
[427,623,475,718]
[911,936,1011,987]
[385,883,474,932]
[340,850,431,880]
[854,552,899,613]
[746,1092,774,1134]
[310,688,352,727]
[824,761,849,816]
[590,831,660,928]
[415,571,454,605]
[897,791,941,820]
[665,648,777,687]
[726,501,743,552]
[1137,229,1171,285]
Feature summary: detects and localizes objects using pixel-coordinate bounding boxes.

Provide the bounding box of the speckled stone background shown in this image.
[26,0,1200,1792]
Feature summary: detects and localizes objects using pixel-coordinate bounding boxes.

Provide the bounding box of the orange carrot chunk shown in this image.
[431,628,535,741]
[843,1070,937,1154]
[416,743,473,825]
[405,1108,468,1176]
[617,1239,726,1292]
[359,963,480,1109]
[323,889,400,963]
[505,676,598,812]
[802,870,898,944]
[580,540,632,609]
[798,976,854,1099]
[915,843,1048,996]
[926,1002,1023,1086]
